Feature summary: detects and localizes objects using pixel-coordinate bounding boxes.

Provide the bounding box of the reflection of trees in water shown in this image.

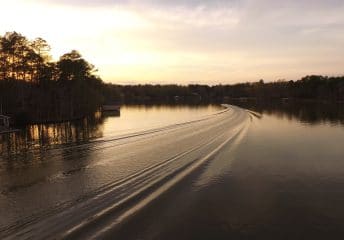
[0,112,105,156]
[230,100,344,125]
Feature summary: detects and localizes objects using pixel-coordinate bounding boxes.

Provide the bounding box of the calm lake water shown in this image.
[108,101,344,240]
[1,102,344,239]
[0,104,222,157]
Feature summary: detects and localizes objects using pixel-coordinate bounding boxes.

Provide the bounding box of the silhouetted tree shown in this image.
[1,31,344,125]
[57,50,95,82]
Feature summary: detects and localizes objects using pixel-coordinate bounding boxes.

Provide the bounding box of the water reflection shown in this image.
[2,102,343,158]
[2,102,344,239]
[0,113,104,157]
[0,104,220,158]
[228,100,344,125]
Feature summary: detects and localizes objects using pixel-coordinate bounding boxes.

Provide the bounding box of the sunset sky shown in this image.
[1,0,344,84]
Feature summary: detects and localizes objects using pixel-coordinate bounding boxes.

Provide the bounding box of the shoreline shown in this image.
[4,99,344,127]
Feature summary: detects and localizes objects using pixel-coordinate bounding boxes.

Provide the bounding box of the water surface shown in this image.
[109,101,344,240]
[1,102,344,239]
[0,104,221,156]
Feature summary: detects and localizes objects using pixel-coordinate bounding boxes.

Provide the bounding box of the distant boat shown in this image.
[102,105,121,112]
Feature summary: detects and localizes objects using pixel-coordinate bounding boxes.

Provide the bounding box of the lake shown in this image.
[1,102,344,239]
[0,104,222,157]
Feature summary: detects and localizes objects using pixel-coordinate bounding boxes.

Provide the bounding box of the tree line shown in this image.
[103,76,344,103]
[1,31,343,125]
[0,32,104,124]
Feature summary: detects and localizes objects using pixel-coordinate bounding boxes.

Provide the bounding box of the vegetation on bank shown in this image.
[105,75,344,103]
[1,31,344,125]
[0,32,105,124]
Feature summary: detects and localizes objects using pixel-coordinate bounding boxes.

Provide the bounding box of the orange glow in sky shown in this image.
[1,0,344,84]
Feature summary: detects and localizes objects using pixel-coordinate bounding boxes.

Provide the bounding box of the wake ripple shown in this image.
[0,105,251,240]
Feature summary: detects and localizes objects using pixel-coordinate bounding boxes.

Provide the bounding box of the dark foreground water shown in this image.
[112,102,344,240]
[1,102,344,239]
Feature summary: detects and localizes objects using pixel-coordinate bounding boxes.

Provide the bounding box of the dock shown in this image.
[0,129,20,134]
[102,105,121,112]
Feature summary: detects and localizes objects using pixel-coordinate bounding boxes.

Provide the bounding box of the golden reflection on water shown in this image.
[1,102,344,157]
[0,113,104,156]
[0,105,221,156]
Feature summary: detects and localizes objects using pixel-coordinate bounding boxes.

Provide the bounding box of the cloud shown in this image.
[38,0,240,8]
[2,0,344,83]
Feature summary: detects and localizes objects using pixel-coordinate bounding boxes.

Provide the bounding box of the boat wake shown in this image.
[0,105,252,240]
